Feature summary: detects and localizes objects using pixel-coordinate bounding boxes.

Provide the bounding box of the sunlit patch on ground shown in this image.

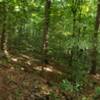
[11,58,18,62]
[92,73,100,80]
[33,65,62,75]
[9,54,63,75]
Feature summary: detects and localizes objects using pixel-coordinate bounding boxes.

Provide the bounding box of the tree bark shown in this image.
[1,16,6,51]
[0,2,8,59]
[90,0,100,74]
[42,0,51,69]
[69,2,77,67]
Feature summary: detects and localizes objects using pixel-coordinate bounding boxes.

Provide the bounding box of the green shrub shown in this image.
[94,86,100,100]
[60,80,73,92]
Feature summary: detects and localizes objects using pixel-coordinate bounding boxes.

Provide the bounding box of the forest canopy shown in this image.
[0,0,100,100]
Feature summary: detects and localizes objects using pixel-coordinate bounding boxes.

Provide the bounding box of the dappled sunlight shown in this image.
[26,60,31,65]
[11,58,18,62]
[92,73,100,80]
[33,65,62,75]
[10,54,32,63]
[62,32,73,36]
[9,54,63,75]
[0,0,99,99]
[4,49,10,58]
[15,6,20,12]
[20,54,31,59]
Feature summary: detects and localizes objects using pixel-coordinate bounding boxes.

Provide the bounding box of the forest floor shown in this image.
[0,53,100,100]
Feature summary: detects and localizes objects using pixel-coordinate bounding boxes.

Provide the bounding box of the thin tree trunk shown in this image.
[1,17,6,52]
[0,2,7,54]
[90,0,100,74]
[42,0,51,70]
[69,2,77,67]
[69,13,76,67]
[0,2,9,59]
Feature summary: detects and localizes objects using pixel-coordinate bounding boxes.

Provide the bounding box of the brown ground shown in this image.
[0,54,99,100]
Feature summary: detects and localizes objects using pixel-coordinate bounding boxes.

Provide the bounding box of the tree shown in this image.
[42,0,51,69]
[0,1,8,56]
[90,0,100,74]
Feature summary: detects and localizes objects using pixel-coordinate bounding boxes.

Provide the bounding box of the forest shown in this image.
[0,0,100,100]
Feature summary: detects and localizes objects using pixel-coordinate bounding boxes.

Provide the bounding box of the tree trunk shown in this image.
[0,2,8,59]
[42,0,51,70]
[69,2,77,67]
[90,0,100,74]
[1,17,6,52]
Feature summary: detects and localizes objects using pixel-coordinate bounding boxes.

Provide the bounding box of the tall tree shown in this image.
[69,0,78,67]
[0,2,7,55]
[90,0,100,74]
[42,0,51,69]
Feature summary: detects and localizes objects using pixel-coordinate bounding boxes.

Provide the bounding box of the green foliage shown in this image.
[60,80,73,92]
[81,96,88,100]
[14,88,22,100]
[60,79,83,93]
[95,87,100,96]
[0,0,99,99]
[49,92,60,100]
[94,86,100,99]
[0,0,99,93]
[74,82,83,92]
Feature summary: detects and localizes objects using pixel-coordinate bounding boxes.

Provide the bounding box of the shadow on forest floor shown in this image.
[0,53,99,100]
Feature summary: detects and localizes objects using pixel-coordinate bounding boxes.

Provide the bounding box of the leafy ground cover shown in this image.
[0,54,99,100]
